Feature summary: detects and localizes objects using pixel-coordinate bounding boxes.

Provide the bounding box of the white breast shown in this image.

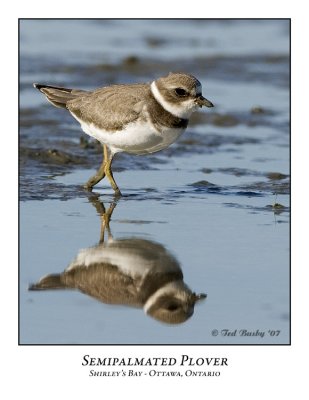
[71,112,185,155]
[68,246,154,277]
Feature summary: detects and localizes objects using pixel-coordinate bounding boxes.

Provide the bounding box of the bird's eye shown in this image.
[174,88,188,96]
[166,303,179,312]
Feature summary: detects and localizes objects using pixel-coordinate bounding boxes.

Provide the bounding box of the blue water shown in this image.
[20,19,289,62]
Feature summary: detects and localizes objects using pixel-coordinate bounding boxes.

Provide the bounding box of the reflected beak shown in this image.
[191,292,207,303]
[196,95,214,108]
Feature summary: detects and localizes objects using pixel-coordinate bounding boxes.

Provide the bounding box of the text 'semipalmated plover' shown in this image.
[34,72,214,196]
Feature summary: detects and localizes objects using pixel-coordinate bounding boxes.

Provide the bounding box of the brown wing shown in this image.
[62,263,142,306]
[67,83,149,131]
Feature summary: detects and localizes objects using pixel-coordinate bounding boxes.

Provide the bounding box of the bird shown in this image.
[28,238,206,324]
[29,199,207,325]
[33,72,214,196]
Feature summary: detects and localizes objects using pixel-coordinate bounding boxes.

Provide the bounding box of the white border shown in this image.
[2,1,307,398]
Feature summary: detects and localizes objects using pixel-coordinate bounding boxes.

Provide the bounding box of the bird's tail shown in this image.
[28,273,66,290]
[33,83,87,109]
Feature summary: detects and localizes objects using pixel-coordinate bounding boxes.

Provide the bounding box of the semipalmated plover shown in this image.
[34,72,214,196]
[29,198,206,324]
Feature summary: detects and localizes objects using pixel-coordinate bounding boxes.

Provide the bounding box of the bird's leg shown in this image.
[100,202,116,242]
[88,194,117,244]
[84,144,107,191]
[104,149,122,197]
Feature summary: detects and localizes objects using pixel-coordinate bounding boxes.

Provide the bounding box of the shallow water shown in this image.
[19,19,290,344]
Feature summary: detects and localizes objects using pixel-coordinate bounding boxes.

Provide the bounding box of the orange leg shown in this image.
[84,144,122,196]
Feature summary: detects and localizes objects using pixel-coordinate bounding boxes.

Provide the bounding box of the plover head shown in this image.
[151,72,214,119]
[144,281,207,324]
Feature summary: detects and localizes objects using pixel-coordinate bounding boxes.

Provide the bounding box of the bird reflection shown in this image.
[29,196,206,324]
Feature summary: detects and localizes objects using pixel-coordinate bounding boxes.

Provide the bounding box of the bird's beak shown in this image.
[196,95,214,108]
[191,292,207,303]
